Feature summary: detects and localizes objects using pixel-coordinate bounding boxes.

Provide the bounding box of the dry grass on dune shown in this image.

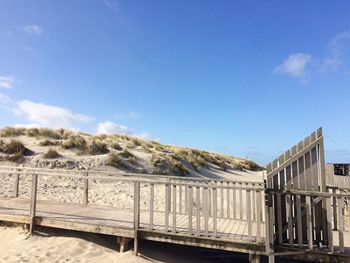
[43,148,60,159]
[0,126,264,173]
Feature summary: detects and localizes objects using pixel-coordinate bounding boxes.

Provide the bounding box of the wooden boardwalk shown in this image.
[2,128,350,262]
[0,198,265,243]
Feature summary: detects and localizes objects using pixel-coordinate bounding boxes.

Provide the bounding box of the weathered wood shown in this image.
[232,182,236,219]
[239,183,243,220]
[220,182,224,218]
[14,173,19,198]
[256,190,262,242]
[83,174,89,206]
[226,182,230,218]
[179,184,182,214]
[296,194,303,247]
[172,184,177,233]
[332,188,338,230]
[133,181,140,255]
[326,196,334,252]
[196,186,200,236]
[150,183,154,230]
[213,187,217,237]
[286,193,293,246]
[306,196,313,250]
[29,174,38,234]
[276,193,283,244]
[338,196,345,252]
[247,189,252,240]
[165,182,170,232]
[204,187,209,235]
[188,186,193,235]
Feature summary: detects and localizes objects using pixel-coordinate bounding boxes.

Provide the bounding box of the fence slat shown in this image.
[287,193,293,246]
[196,186,200,236]
[165,183,170,232]
[172,184,177,233]
[29,174,38,234]
[306,196,313,250]
[220,182,224,218]
[239,183,243,220]
[256,190,262,242]
[232,182,236,219]
[188,186,193,235]
[277,192,283,244]
[150,183,154,230]
[338,196,344,252]
[204,187,209,235]
[213,187,217,238]
[14,173,19,198]
[296,194,303,247]
[247,189,252,240]
[326,196,333,252]
[226,182,230,218]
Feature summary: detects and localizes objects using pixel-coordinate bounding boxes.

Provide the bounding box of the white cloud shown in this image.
[23,25,43,35]
[0,75,17,89]
[97,121,132,135]
[16,100,94,128]
[114,111,142,120]
[274,53,312,78]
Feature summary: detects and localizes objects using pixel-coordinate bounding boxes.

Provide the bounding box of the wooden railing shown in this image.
[0,167,265,244]
[268,187,350,253]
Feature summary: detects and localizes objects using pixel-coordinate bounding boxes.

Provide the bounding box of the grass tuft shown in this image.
[39,140,60,146]
[61,135,87,151]
[86,140,109,155]
[0,127,25,137]
[43,148,60,159]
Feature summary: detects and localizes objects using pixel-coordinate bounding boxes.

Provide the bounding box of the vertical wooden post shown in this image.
[239,183,243,220]
[14,172,20,198]
[179,184,182,214]
[29,174,38,234]
[226,181,230,218]
[220,181,224,218]
[256,190,262,242]
[338,196,345,252]
[165,182,170,232]
[133,181,140,256]
[306,195,313,250]
[326,196,334,252]
[264,180,274,263]
[83,172,89,206]
[247,189,252,241]
[213,187,217,238]
[150,183,154,230]
[204,186,209,236]
[188,186,193,235]
[332,188,338,230]
[196,186,200,236]
[172,184,177,233]
[232,182,236,219]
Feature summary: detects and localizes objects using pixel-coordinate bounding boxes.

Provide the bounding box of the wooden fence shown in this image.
[0,167,265,244]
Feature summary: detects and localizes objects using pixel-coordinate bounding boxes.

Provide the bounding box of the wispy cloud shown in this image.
[103,0,119,12]
[114,111,143,120]
[321,32,350,71]
[23,24,43,35]
[274,53,312,78]
[0,75,17,89]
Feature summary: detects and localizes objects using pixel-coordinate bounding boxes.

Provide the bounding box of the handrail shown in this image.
[0,165,264,185]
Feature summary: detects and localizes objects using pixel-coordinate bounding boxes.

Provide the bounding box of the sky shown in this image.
[1,0,350,165]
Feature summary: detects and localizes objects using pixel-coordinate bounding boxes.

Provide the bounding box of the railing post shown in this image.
[83,172,89,206]
[14,170,20,198]
[29,174,38,234]
[133,181,140,255]
[264,179,275,263]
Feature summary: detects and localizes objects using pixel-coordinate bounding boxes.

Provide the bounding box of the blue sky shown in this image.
[1,0,350,164]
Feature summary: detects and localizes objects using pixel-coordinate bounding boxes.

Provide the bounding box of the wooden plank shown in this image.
[276,193,283,244]
[226,182,230,218]
[204,187,209,236]
[286,193,294,246]
[172,184,177,233]
[325,196,333,252]
[332,188,338,230]
[232,182,236,219]
[165,183,169,232]
[179,184,182,214]
[296,194,303,247]
[310,147,319,191]
[306,195,313,250]
[133,181,140,255]
[292,161,299,190]
[83,177,89,205]
[338,195,344,252]
[29,174,38,234]
[14,173,19,198]
[188,186,193,235]
[150,183,154,230]
[185,183,188,213]
[252,183,256,221]
[247,190,252,241]
[196,186,200,236]
[256,190,262,242]
[220,181,224,218]
[239,183,243,220]
[213,187,217,238]
[304,151,312,191]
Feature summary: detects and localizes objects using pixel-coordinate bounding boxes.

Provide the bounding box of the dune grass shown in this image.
[85,140,109,155]
[44,148,60,159]
[0,127,25,137]
[39,140,60,146]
